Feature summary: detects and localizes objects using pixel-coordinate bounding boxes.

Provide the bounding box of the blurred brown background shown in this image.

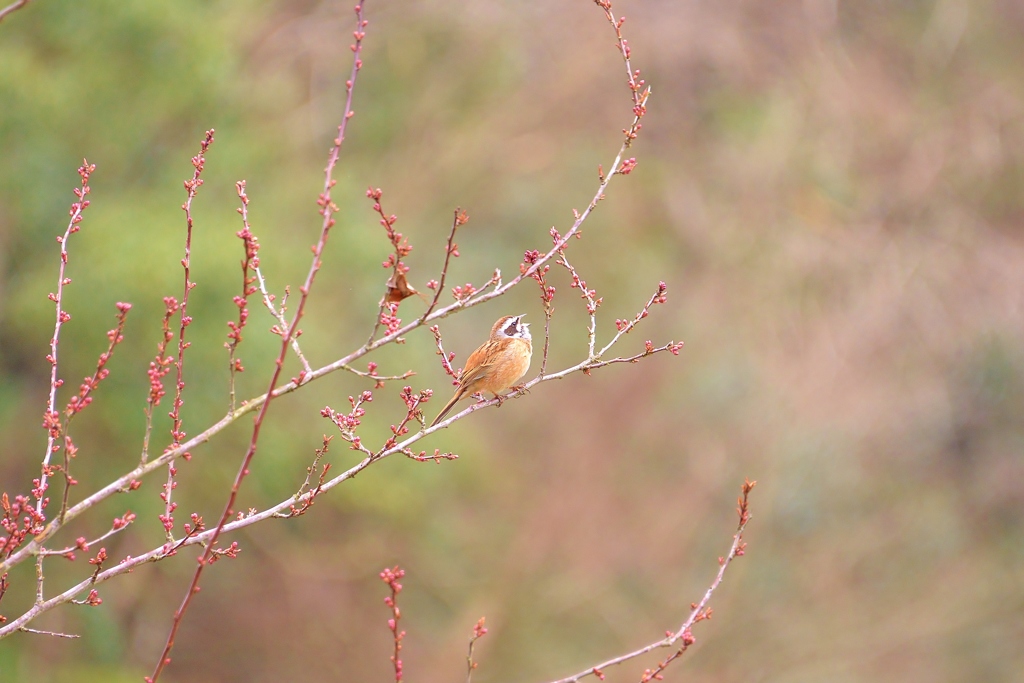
[1,0,1022,681]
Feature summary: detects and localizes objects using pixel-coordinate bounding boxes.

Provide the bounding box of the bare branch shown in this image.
[421,208,467,322]
[140,298,178,464]
[381,566,407,683]
[58,303,131,523]
[0,0,31,24]
[466,617,488,683]
[160,130,215,545]
[40,511,136,559]
[275,435,332,518]
[545,480,756,683]
[38,161,96,518]
[18,626,79,639]
[226,181,262,411]
[554,248,600,360]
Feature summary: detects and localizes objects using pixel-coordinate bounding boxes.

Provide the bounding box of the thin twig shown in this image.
[381,566,406,683]
[363,188,413,346]
[254,266,313,377]
[18,626,79,638]
[227,181,262,412]
[38,161,95,517]
[339,364,414,384]
[466,617,488,683]
[546,480,756,683]
[420,208,466,323]
[140,299,178,464]
[519,249,556,376]
[0,0,31,24]
[34,554,43,604]
[58,304,131,523]
[430,325,460,381]
[161,130,214,545]
[555,249,599,360]
[275,435,332,518]
[38,513,136,557]
[599,283,667,358]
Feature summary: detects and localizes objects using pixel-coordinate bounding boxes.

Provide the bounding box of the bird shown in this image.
[430,314,532,427]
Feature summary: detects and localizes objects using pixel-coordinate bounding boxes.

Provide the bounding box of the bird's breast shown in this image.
[483,338,532,392]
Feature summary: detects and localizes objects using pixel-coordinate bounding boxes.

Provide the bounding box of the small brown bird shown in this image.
[430,314,532,427]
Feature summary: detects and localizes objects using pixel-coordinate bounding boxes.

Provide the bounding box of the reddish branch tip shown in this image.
[381,565,407,683]
[738,479,757,525]
[226,182,261,376]
[88,547,107,566]
[472,616,488,639]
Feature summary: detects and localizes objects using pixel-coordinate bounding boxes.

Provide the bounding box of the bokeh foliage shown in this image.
[2,1,1023,681]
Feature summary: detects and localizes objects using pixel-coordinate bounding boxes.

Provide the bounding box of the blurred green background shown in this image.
[2,0,1023,681]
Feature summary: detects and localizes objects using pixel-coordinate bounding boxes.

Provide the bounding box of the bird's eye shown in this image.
[504,320,518,336]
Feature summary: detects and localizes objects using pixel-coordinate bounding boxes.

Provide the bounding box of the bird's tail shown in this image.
[429,389,465,427]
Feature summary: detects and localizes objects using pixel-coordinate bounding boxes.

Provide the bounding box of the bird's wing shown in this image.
[458,360,495,389]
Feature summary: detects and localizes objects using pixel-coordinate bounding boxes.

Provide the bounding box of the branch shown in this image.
[38,511,137,558]
[160,130,214,544]
[0,0,31,24]
[420,208,467,322]
[546,480,756,683]
[140,298,178,464]
[364,188,417,345]
[38,161,96,518]
[254,272,313,375]
[17,626,80,638]
[555,248,600,360]
[466,617,488,683]
[56,303,132,524]
[275,435,332,518]
[521,250,555,375]
[381,566,406,683]
[247,190,316,381]
[226,180,262,411]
